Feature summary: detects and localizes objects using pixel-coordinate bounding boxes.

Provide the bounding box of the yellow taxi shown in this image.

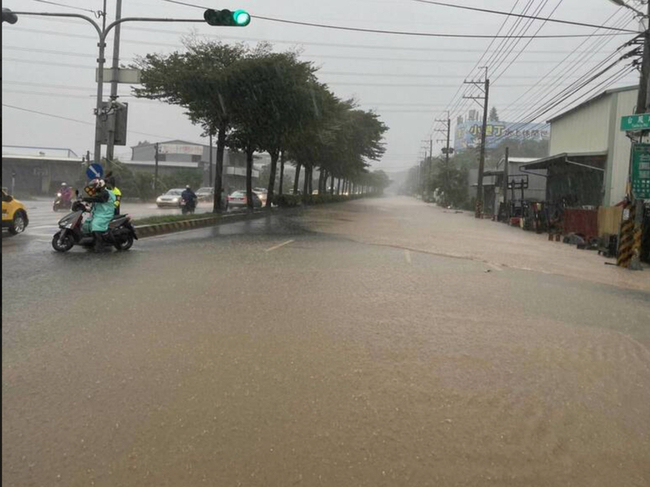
[2,188,29,235]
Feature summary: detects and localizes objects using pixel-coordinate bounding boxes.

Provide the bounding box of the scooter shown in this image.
[180,197,197,215]
[52,199,138,252]
[53,192,72,212]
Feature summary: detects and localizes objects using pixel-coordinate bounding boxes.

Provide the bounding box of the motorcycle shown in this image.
[51,199,138,253]
[180,197,197,215]
[53,192,72,212]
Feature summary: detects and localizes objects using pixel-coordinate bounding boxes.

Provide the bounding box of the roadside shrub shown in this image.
[273,194,302,207]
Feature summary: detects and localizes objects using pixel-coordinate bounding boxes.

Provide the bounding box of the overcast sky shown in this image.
[1,0,642,171]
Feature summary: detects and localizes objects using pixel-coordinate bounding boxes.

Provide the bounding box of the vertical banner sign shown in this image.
[632,144,650,199]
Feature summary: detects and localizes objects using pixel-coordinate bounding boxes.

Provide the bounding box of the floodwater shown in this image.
[3,197,650,486]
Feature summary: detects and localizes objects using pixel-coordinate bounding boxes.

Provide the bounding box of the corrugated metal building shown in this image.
[522,85,638,207]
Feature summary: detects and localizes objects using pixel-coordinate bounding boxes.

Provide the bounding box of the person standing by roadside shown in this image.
[105,172,122,216]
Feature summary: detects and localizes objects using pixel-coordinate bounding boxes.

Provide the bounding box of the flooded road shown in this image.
[3,197,650,486]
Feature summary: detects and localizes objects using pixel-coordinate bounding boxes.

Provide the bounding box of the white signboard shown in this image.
[158,144,204,156]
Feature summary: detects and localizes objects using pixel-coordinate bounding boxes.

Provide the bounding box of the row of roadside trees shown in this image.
[133,39,389,211]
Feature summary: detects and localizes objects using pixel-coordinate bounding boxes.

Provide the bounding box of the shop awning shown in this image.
[521,151,607,171]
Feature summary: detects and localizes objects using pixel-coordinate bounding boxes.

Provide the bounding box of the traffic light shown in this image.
[204,9,251,27]
[2,8,18,24]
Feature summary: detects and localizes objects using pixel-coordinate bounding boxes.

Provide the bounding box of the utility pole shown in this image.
[105,0,123,167]
[503,146,509,221]
[629,2,650,269]
[464,67,490,218]
[435,111,452,205]
[154,142,159,194]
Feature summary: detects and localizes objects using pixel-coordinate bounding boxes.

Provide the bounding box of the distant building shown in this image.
[129,140,259,190]
[2,146,86,195]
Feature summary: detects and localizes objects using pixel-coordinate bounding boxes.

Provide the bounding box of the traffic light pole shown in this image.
[8,11,206,164]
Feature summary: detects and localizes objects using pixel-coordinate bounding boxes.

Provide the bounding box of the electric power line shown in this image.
[412,0,640,34]
[1,103,198,141]
[157,0,635,39]
[29,0,99,14]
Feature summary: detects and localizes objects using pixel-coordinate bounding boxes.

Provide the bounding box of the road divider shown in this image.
[134,210,271,238]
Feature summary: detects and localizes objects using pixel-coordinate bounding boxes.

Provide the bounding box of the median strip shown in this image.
[133,210,270,238]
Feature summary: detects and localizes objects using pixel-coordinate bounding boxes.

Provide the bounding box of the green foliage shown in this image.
[133,39,388,206]
[273,194,302,207]
[104,160,157,201]
[430,158,469,208]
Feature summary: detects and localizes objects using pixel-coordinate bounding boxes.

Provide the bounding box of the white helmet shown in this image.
[61,182,67,187]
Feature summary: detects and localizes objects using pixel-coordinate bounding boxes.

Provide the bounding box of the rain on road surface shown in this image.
[3,197,650,486]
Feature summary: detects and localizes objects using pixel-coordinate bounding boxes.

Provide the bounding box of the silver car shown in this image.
[156,188,184,208]
[227,190,262,210]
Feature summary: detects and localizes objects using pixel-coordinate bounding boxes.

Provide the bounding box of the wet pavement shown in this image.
[3,196,650,486]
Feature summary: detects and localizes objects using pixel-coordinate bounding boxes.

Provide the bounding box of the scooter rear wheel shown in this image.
[52,231,75,252]
[114,234,134,251]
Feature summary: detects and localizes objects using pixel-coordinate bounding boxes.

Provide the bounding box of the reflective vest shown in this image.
[111,187,122,208]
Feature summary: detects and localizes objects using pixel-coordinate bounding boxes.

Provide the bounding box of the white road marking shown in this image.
[486,263,503,272]
[404,249,412,264]
[264,239,295,252]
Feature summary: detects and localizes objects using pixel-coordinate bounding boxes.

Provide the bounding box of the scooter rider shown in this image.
[59,182,73,204]
[81,178,116,252]
[181,185,197,211]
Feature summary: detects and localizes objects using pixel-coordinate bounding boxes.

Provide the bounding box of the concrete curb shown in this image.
[134,210,272,238]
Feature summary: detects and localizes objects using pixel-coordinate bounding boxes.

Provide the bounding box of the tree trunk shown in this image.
[318,170,325,195]
[278,150,285,195]
[293,163,301,194]
[245,147,254,211]
[330,174,335,195]
[212,123,227,213]
[266,149,279,209]
[337,178,341,195]
[302,165,310,203]
[308,167,313,195]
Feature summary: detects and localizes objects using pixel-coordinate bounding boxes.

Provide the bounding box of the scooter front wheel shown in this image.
[52,231,75,252]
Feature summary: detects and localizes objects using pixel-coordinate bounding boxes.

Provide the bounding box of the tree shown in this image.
[134,39,248,212]
[489,107,500,122]
[430,157,469,208]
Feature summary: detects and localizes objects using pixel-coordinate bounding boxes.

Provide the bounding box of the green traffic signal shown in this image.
[204,9,251,27]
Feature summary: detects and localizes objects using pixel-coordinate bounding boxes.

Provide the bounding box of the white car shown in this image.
[196,187,214,202]
[156,188,184,208]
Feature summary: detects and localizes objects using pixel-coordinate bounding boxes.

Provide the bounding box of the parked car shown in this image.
[156,188,184,208]
[228,190,262,210]
[2,189,29,235]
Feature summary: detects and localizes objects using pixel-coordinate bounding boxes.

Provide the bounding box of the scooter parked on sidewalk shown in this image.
[51,198,138,252]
